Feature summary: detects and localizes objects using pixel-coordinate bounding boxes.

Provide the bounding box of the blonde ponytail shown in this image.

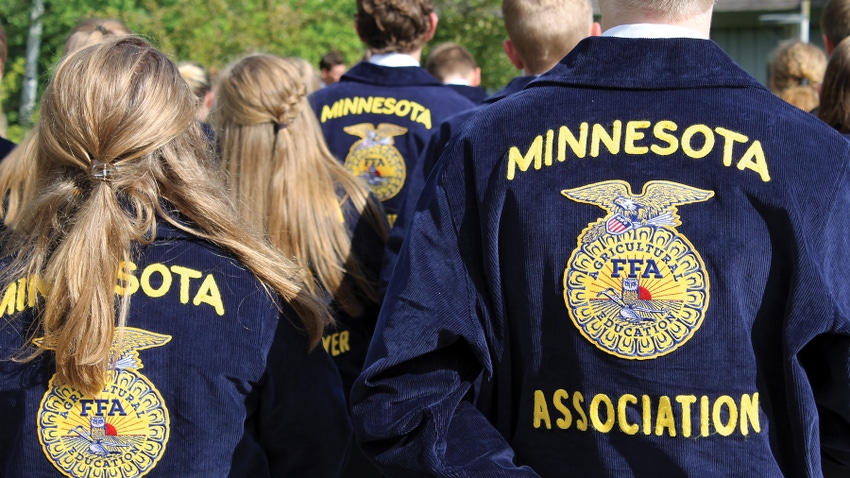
[3,37,330,396]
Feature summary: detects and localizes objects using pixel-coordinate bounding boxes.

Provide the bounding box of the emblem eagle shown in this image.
[562,180,714,243]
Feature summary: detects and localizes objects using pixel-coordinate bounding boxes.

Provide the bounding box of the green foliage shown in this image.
[0,0,514,134]
[431,0,515,94]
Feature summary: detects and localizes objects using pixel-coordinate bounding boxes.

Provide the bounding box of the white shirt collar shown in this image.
[368,52,421,67]
[602,23,708,40]
[444,78,471,86]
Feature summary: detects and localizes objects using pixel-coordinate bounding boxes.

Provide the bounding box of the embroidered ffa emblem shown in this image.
[36,327,171,477]
[343,123,407,201]
[562,180,713,359]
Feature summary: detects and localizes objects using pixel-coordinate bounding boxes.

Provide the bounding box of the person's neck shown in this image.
[599,7,712,38]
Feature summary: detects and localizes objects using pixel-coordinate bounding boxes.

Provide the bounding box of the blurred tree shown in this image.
[431,0,514,94]
[19,0,44,127]
[0,0,509,140]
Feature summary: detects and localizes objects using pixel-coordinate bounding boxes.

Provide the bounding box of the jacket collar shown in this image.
[529,36,764,91]
[340,61,443,87]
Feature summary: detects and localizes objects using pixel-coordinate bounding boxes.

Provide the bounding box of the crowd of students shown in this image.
[1,0,850,477]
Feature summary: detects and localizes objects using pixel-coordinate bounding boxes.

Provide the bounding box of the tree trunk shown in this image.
[20,0,44,127]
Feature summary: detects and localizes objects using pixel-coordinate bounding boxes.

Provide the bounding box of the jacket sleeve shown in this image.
[803,177,850,474]
[258,307,353,477]
[350,137,541,477]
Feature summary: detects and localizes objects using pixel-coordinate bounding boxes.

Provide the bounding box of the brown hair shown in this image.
[320,50,346,71]
[820,38,850,133]
[63,18,133,57]
[215,54,388,318]
[2,37,330,395]
[768,40,826,111]
[502,0,593,75]
[822,0,850,51]
[356,0,434,54]
[425,42,477,82]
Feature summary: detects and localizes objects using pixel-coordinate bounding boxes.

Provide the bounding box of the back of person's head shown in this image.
[819,37,850,133]
[356,0,435,53]
[62,18,132,56]
[768,40,826,110]
[425,42,478,83]
[215,54,387,316]
[286,56,323,94]
[822,0,850,53]
[502,0,594,75]
[177,61,211,101]
[320,50,346,72]
[603,0,714,20]
[5,37,329,395]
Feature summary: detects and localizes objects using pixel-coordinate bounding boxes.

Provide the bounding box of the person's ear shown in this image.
[824,33,834,56]
[503,39,524,71]
[470,67,481,87]
[591,21,602,37]
[355,17,368,43]
[425,12,438,41]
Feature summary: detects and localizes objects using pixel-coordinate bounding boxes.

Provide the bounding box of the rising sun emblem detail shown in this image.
[343,122,408,201]
[36,327,171,477]
[562,180,714,360]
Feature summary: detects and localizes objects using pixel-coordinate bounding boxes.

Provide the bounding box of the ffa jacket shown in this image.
[0,219,351,477]
[446,84,489,104]
[351,37,850,477]
[308,62,476,225]
[323,193,387,397]
[380,75,537,295]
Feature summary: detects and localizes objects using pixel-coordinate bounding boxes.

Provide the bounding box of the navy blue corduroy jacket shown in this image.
[309,62,475,225]
[351,37,850,477]
[0,219,351,477]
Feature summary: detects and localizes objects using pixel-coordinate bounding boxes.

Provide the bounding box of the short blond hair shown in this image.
[610,0,715,20]
[502,0,593,75]
[177,61,211,100]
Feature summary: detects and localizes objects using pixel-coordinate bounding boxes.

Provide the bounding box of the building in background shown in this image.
[592,0,826,85]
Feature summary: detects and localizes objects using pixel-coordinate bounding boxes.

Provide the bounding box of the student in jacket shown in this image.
[351,0,850,476]
[308,0,475,227]
[0,36,351,477]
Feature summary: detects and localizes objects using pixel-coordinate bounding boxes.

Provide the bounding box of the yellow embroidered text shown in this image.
[506,120,770,182]
[320,96,433,129]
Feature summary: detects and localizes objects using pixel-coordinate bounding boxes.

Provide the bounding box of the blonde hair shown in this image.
[0,129,39,226]
[215,54,387,318]
[285,56,322,95]
[177,61,212,100]
[2,37,330,396]
[611,0,715,20]
[768,40,826,111]
[819,37,850,133]
[502,0,593,75]
[63,18,132,56]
